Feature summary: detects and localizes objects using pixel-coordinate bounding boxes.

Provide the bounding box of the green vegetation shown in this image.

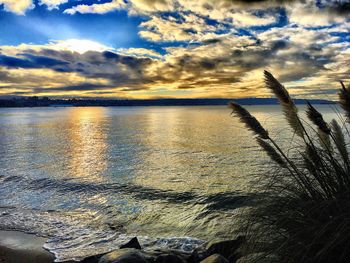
[230,71,350,263]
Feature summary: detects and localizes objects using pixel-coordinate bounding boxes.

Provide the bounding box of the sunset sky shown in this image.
[0,0,349,99]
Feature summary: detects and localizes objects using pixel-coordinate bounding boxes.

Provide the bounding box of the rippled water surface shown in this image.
[0,105,338,261]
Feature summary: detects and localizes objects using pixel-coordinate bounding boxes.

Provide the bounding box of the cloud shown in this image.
[286,1,348,27]
[64,0,125,15]
[0,1,350,99]
[0,53,69,69]
[139,13,232,43]
[117,48,162,59]
[0,0,33,14]
[39,0,68,10]
[51,39,112,54]
[0,41,158,97]
[1,21,349,99]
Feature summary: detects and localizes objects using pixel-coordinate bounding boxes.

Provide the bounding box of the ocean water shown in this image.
[0,105,339,261]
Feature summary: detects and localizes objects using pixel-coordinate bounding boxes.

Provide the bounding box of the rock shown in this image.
[120,237,142,250]
[98,248,148,263]
[155,253,185,263]
[227,252,242,263]
[187,248,207,263]
[205,236,245,261]
[143,248,191,262]
[80,254,104,263]
[200,254,229,263]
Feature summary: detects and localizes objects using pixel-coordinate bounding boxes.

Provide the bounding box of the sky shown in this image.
[0,0,349,99]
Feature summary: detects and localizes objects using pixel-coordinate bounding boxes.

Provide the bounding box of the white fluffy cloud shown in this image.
[117,48,162,59]
[64,0,126,15]
[139,13,225,42]
[0,0,33,15]
[39,0,69,10]
[286,1,347,27]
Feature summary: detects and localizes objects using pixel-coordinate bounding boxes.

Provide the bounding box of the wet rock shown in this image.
[155,253,185,263]
[98,248,148,263]
[120,237,142,250]
[200,254,228,263]
[205,236,245,261]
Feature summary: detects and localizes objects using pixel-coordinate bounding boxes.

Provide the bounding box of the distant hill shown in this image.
[0,97,334,108]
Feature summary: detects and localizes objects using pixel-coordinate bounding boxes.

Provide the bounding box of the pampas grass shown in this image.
[264,70,304,138]
[256,137,286,168]
[229,102,269,139]
[339,81,350,123]
[231,72,350,263]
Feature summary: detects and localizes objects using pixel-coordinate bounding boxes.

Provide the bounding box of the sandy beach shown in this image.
[0,231,55,263]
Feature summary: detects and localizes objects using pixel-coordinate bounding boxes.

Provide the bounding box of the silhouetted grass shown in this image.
[230,71,350,263]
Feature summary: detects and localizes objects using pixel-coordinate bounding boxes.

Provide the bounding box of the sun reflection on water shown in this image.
[66,107,108,182]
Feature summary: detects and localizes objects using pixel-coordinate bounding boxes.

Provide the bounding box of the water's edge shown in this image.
[0,207,206,262]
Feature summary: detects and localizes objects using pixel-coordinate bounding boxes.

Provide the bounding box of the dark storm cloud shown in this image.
[1,49,155,87]
[0,47,161,95]
[319,1,350,15]
[33,83,112,93]
[0,53,69,69]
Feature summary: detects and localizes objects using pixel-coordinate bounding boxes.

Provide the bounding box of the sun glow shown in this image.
[52,39,111,54]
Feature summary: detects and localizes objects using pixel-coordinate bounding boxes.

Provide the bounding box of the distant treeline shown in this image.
[0,96,334,108]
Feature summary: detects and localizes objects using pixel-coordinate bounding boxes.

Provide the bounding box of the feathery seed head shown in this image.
[264,70,304,137]
[256,137,286,168]
[339,81,350,123]
[229,102,269,139]
[264,70,291,104]
[306,102,331,134]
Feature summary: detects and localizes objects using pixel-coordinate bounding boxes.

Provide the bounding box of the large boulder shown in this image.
[205,236,245,262]
[155,253,185,263]
[200,254,229,263]
[98,248,148,263]
[187,248,207,263]
[120,237,141,250]
[143,249,191,262]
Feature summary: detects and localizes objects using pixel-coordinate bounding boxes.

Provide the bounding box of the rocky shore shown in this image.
[0,231,245,263]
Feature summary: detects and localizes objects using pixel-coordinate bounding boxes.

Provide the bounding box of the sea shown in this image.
[0,105,340,261]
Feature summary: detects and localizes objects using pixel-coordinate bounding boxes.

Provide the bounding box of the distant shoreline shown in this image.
[0,98,335,108]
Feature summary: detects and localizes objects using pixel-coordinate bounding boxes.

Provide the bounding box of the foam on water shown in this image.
[0,207,205,262]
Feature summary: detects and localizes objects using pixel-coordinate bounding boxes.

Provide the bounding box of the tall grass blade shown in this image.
[317,128,332,151]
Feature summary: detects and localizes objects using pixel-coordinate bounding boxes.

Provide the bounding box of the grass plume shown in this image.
[256,137,286,168]
[306,101,331,134]
[229,102,269,139]
[231,72,350,263]
[264,70,304,138]
[331,119,349,165]
[339,81,350,123]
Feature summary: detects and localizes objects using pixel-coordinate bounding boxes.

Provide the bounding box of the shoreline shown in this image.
[0,231,55,263]
[0,230,244,263]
